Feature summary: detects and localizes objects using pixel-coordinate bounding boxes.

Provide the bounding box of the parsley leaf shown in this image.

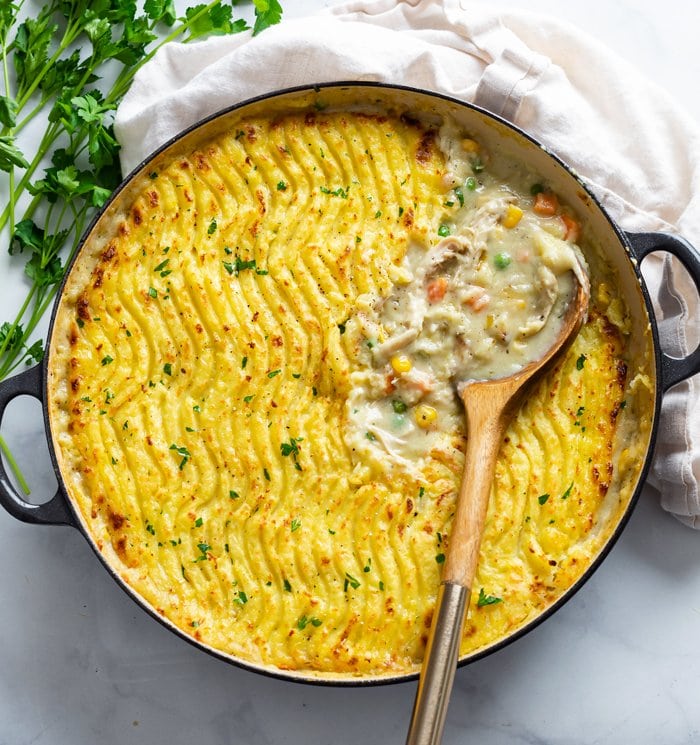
[253,0,283,35]
[476,588,502,607]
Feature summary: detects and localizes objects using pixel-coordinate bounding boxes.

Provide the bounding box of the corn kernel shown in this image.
[502,204,523,229]
[390,355,412,374]
[461,138,480,153]
[415,404,438,428]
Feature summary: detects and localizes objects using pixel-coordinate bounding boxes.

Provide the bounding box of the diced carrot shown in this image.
[533,191,559,216]
[561,213,581,242]
[385,374,396,394]
[427,276,449,303]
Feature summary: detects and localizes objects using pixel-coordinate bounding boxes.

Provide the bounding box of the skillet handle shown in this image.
[626,231,700,392]
[0,364,75,526]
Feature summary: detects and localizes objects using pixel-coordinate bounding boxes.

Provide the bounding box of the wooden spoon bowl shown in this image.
[406,275,590,745]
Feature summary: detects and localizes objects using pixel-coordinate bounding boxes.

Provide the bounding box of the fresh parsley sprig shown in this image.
[0,0,285,492]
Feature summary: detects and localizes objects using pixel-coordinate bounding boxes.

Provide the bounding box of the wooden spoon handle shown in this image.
[406,384,513,745]
[442,385,511,587]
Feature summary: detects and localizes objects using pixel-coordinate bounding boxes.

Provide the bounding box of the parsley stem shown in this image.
[106,1,225,105]
[1,26,14,239]
[0,285,36,372]
[14,11,83,112]
[0,433,31,496]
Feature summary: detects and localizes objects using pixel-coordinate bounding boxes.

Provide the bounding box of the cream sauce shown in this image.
[345,121,589,474]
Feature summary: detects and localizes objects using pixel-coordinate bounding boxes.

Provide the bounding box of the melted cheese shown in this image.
[47,106,653,680]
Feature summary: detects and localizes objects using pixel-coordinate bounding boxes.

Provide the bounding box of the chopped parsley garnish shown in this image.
[193,405,201,413]
[267,369,281,378]
[229,490,240,500]
[277,181,287,191]
[344,572,361,591]
[320,185,349,198]
[243,395,254,403]
[223,256,268,276]
[145,521,155,536]
[477,588,502,607]
[207,219,217,235]
[101,355,113,366]
[170,443,191,470]
[297,615,322,630]
[281,437,303,471]
[435,553,445,564]
[263,467,271,481]
[148,287,157,298]
[280,437,302,457]
[465,176,477,191]
[241,356,248,369]
[419,486,425,498]
[454,186,465,206]
[391,399,407,414]
[154,258,170,274]
[283,579,292,592]
[194,517,203,527]
[290,518,301,532]
[337,322,346,335]
[163,363,172,376]
[365,431,377,442]
[538,493,550,505]
[233,591,248,605]
[561,482,574,500]
[375,210,382,218]
[194,542,211,562]
[576,354,587,370]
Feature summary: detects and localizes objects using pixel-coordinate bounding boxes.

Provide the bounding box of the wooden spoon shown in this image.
[406,274,590,745]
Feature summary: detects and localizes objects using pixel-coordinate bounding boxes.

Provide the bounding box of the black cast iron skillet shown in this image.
[1,83,699,685]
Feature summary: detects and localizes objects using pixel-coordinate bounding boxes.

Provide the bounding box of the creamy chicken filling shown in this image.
[345,124,588,473]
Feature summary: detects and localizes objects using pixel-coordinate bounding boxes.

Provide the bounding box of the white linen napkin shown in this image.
[114,0,700,527]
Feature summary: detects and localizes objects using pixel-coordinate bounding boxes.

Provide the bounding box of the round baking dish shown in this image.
[0,83,699,685]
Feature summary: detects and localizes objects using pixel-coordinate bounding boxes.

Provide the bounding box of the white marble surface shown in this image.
[1,1,699,744]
